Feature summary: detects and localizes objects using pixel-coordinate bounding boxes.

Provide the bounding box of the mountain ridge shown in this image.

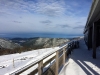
[0,37,70,55]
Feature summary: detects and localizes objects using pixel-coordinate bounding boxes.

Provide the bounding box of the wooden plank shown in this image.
[43,61,56,75]
[28,69,38,75]
[56,51,59,75]
[43,56,55,67]
[38,61,43,75]
[59,54,63,68]
[63,48,65,65]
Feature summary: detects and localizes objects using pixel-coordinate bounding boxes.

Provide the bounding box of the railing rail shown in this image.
[6,40,79,75]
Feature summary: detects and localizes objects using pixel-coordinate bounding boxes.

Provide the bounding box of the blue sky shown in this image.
[0,0,92,38]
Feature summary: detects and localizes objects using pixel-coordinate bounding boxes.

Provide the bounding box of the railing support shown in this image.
[7,40,79,75]
[63,48,65,65]
[56,51,59,75]
[38,60,43,75]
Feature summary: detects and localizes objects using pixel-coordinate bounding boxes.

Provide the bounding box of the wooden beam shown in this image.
[38,61,43,75]
[63,48,65,65]
[92,22,97,59]
[56,51,59,75]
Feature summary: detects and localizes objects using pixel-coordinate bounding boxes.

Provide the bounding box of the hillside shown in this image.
[0,37,69,55]
[21,37,69,49]
[0,38,20,49]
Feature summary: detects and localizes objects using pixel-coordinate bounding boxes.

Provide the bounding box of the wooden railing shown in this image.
[6,40,79,75]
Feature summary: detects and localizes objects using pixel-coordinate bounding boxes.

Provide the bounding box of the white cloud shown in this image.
[0,0,67,16]
[34,2,66,16]
[0,0,92,36]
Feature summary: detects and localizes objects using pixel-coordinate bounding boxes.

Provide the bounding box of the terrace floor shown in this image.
[59,38,100,75]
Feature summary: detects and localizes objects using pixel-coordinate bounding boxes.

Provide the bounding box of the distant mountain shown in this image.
[0,37,70,55]
[10,37,70,49]
[10,37,39,45]
[0,37,69,49]
[0,38,20,49]
[21,37,70,49]
[10,38,28,45]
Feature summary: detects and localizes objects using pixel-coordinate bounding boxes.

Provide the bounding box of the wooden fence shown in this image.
[7,40,79,75]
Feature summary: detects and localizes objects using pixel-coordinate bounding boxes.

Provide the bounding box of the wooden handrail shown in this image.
[6,40,79,75]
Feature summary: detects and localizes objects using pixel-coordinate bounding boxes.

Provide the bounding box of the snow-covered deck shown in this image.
[59,39,100,75]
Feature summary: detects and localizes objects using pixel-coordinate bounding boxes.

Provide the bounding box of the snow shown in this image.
[1,38,100,75]
[59,39,100,75]
[0,47,59,75]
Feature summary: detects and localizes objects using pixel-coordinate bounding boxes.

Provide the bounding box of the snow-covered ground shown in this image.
[59,39,100,75]
[0,38,69,75]
[0,47,59,75]
[2,38,100,75]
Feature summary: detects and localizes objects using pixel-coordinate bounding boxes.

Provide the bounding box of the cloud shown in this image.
[57,24,70,28]
[13,21,22,23]
[40,20,52,24]
[0,11,7,15]
[0,0,91,17]
[73,25,84,29]
[75,22,82,24]
[0,0,92,37]
[0,0,67,17]
[34,2,66,16]
[40,20,52,26]
[0,11,11,17]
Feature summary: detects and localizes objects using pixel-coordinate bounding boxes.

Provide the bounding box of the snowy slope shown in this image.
[0,38,20,49]
[0,47,59,75]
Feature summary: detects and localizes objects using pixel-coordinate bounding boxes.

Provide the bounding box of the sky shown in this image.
[0,0,92,38]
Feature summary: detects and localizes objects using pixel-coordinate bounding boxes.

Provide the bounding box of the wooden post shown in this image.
[63,48,65,65]
[65,46,67,59]
[72,42,74,50]
[56,51,59,75]
[13,58,15,68]
[72,42,74,49]
[92,23,97,59]
[38,61,43,75]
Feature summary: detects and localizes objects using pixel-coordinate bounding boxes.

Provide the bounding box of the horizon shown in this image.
[0,33,83,38]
